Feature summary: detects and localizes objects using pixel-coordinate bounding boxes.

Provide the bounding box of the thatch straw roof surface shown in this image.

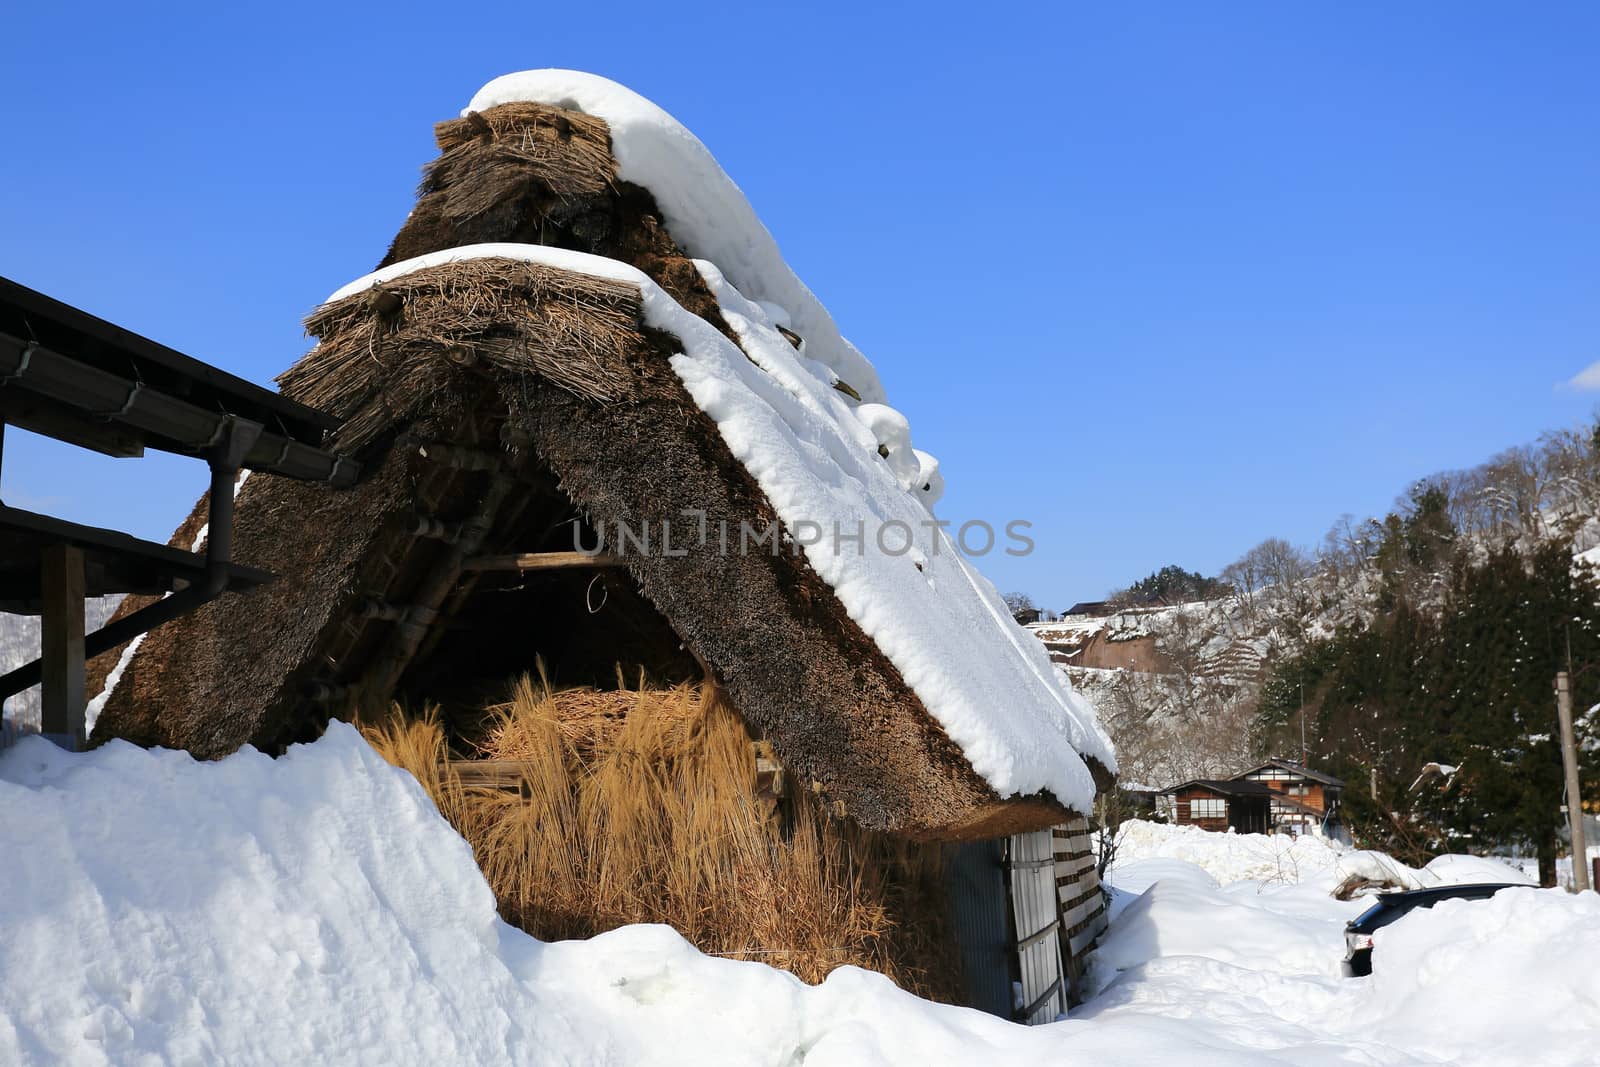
[89,92,1110,840]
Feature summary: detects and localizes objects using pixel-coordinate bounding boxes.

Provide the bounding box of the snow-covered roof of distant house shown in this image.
[1160,779,1277,798]
[1237,760,1346,787]
[90,71,1113,838]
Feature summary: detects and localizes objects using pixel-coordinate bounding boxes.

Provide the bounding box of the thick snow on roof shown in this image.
[465,70,885,407]
[327,240,1113,811]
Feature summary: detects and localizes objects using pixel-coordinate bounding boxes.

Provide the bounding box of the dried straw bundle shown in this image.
[362,674,962,1001]
[427,102,617,224]
[283,259,643,451]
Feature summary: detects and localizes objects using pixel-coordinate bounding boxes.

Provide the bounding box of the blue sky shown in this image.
[3,2,1597,607]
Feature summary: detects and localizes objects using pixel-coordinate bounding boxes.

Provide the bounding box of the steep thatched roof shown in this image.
[89,93,1111,840]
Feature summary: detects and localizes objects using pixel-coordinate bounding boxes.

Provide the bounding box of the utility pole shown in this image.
[1555,671,1590,893]
[1299,680,1308,767]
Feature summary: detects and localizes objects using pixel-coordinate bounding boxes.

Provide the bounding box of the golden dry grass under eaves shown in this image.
[361,672,963,1000]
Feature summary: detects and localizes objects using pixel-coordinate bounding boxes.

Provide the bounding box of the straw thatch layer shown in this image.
[287,260,642,450]
[383,102,731,339]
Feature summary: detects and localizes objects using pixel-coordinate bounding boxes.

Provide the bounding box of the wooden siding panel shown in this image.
[1009,828,1066,1024]
[1050,815,1107,1009]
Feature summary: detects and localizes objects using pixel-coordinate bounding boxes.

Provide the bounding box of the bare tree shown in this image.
[1002,591,1037,615]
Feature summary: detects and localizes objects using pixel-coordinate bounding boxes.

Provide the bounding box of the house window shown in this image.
[1190,797,1226,819]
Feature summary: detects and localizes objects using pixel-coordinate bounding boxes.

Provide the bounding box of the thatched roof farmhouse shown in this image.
[87,70,1115,1018]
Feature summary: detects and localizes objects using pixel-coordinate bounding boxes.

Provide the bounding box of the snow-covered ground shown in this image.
[3,736,1597,1066]
[1088,820,1597,1066]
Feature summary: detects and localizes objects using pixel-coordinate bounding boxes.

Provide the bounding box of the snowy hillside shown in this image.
[1035,496,1600,790]
[1033,596,1288,787]
[3,737,1595,1066]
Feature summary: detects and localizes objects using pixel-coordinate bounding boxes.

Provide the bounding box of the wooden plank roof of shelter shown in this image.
[0,274,357,743]
[0,276,355,485]
[0,505,273,613]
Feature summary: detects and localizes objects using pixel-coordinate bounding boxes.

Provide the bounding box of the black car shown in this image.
[1342,883,1524,976]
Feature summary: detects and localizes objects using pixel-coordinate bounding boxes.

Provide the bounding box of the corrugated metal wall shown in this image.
[934,819,1113,1023]
[942,839,1012,1019]
[943,816,1111,1024]
[1009,827,1067,1023]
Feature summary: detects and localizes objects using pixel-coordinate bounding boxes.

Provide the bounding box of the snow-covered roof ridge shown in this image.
[465,70,885,406]
[325,242,1114,811]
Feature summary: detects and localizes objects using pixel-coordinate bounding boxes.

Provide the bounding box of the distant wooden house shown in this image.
[1234,759,1345,835]
[1012,606,1043,626]
[1158,779,1273,834]
[1159,761,1346,837]
[1062,601,1112,618]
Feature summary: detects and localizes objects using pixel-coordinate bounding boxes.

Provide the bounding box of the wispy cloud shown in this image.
[1567,361,1600,390]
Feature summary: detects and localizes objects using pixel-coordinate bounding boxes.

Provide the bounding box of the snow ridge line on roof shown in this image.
[464,70,885,408]
[323,242,1113,810]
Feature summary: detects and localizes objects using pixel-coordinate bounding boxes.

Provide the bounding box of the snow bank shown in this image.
[1108,818,1532,892]
[1365,887,1600,1063]
[0,727,1056,1065]
[3,734,1595,1065]
[1083,820,1594,1065]
[1093,877,1355,984]
[1080,873,1600,1066]
[326,242,1111,811]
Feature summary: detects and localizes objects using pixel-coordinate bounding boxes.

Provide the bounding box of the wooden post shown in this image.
[1555,672,1589,892]
[40,544,87,748]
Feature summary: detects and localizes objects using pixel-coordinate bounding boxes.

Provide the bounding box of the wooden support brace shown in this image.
[39,543,86,748]
[1017,915,1062,954]
[443,760,533,793]
[1019,975,1063,1021]
[461,551,625,572]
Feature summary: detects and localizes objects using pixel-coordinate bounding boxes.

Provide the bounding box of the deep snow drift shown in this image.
[0,726,1046,1066]
[4,736,1598,1066]
[1089,820,1594,1066]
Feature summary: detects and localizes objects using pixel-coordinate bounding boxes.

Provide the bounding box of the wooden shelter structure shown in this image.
[0,276,354,746]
